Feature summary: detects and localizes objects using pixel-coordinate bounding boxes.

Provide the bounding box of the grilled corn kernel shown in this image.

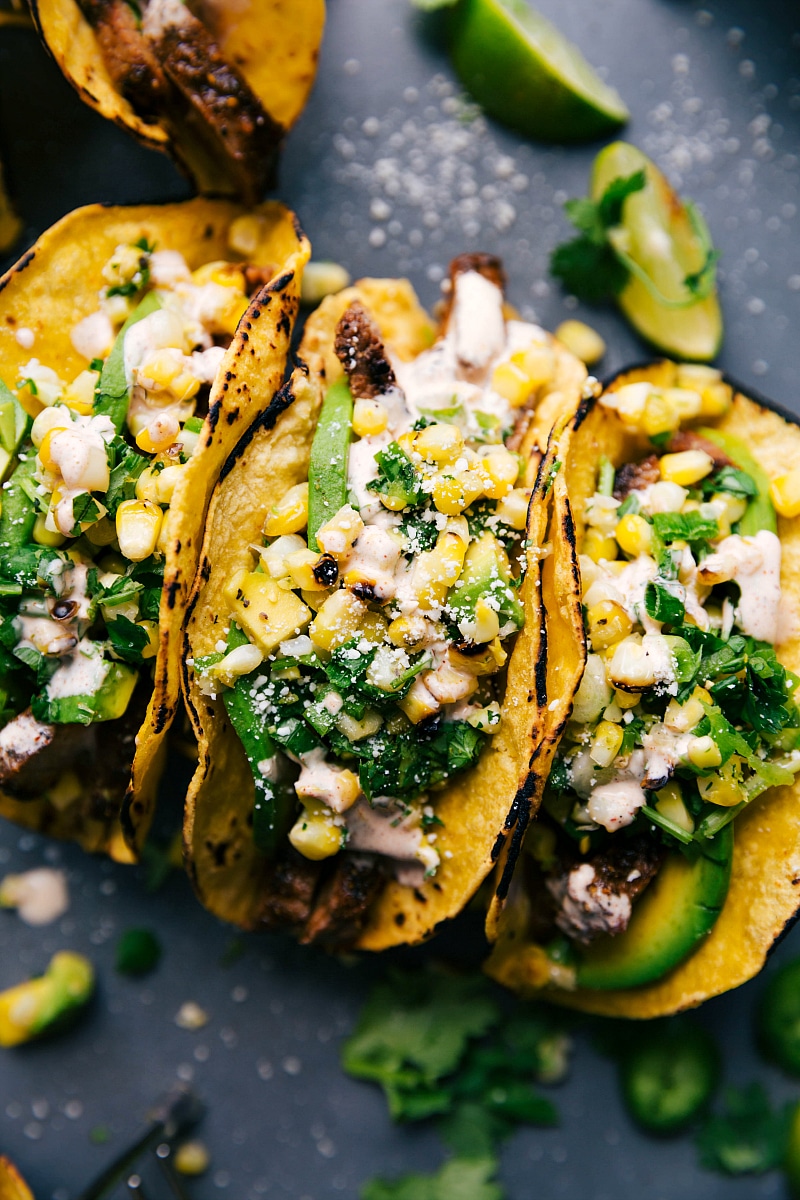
[655,781,694,833]
[259,533,307,580]
[116,500,163,562]
[664,387,702,421]
[263,483,309,537]
[308,589,366,652]
[137,620,159,660]
[688,734,722,769]
[413,519,469,609]
[615,513,652,557]
[512,343,555,388]
[315,504,363,558]
[63,370,98,414]
[583,528,618,563]
[228,213,267,256]
[432,470,484,516]
[608,636,659,691]
[174,1141,210,1177]
[388,614,429,652]
[31,407,72,448]
[399,676,441,723]
[491,359,532,408]
[472,597,501,644]
[139,348,182,391]
[211,642,263,686]
[352,398,388,437]
[664,694,705,733]
[414,422,463,465]
[614,688,640,710]
[450,638,507,676]
[555,319,605,365]
[480,449,519,498]
[301,260,351,305]
[642,389,681,438]
[496,487,530,531]
[676,364,721,389]
[289,799,342,861]
[698,770,744,807]
[711,492,748,527]
[590,720,624,768]
[192,260,246,291]
[601,381,650,424]
[587,600,633,651]
[136,416,181,455]
[699,381,732,417]
[286,549,331,592]
[770,468,800,518]
[659,449,714,487]
[32,512,65,547]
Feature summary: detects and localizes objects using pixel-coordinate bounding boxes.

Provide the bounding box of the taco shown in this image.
[0,197,309,859]
[28,0,325,199]
[486,361,800,1016]
[182,254,587,948]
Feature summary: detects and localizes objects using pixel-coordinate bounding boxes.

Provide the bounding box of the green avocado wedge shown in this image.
[575,825,734,991]
[591,142,723,362]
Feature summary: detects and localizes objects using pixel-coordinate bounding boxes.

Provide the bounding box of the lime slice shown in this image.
[448,0,629,142]
[591,141,723,361]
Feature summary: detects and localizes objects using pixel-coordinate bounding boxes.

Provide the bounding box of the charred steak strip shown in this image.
[667,429,733,469]
[301,855,387,949]
[613,454,661,501]
[334,302,397,399]
[77,0,169,120]
[547,835,665,944]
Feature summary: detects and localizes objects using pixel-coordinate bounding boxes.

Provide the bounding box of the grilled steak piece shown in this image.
[334,302,397,399]
[547,835,665,944]
[613,454,661,501]
[77,0,168,119]
[301,854,386,949]
[0,710,95,798]
[143,0,282,200]
[667,429,733,469]
[259,852,321,931]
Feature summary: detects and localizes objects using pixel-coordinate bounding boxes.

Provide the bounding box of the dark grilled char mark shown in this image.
[147,2,283,201]
[613,453,661,501]
[667,429,733,469]
[301,855,387,949]
[258,852,321,931]
[77,0,169,120]
[334,302,397,399]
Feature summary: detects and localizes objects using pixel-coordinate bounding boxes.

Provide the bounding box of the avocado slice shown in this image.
[34,655,138,726]
[448,530,524,631]
[575,824,733,990]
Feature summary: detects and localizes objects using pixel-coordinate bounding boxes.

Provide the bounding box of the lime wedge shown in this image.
[591,141,723,361]
[448,0,629,142]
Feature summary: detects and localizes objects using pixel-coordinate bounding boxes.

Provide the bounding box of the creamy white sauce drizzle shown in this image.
[548,862,632,942]
[698,530,782,643]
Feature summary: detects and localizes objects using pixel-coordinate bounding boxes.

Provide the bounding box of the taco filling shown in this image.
[495,363,800,995]
[0,226,276,806]
[189,255,570,933]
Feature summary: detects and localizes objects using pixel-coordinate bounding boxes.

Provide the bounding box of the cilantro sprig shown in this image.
[551,170,719,307]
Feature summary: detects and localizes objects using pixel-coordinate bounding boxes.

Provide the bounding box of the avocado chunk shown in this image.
[33,651,138,726]
[575,824,733,990]
[0,950,94,1046]
[447,530,524,632]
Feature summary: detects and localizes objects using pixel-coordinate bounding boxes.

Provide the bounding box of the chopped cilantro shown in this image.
[652,510,719,545]
[550,172,646,302]
[368,442,424,509]
[700,466,758,501]
[644,579,685,625]
[107,615,150,664]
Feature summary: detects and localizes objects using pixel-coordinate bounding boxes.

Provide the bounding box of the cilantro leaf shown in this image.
[645,580,685,625]
[361,1157,503,1200]
[550,171,646,303]
[342,970,500,1121]
[106,446,150,514]
[652,510,719,545]
[700,466,758,501]
[368,443,424,509]
[695,1084,792,1175]
[107,615,150,665]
